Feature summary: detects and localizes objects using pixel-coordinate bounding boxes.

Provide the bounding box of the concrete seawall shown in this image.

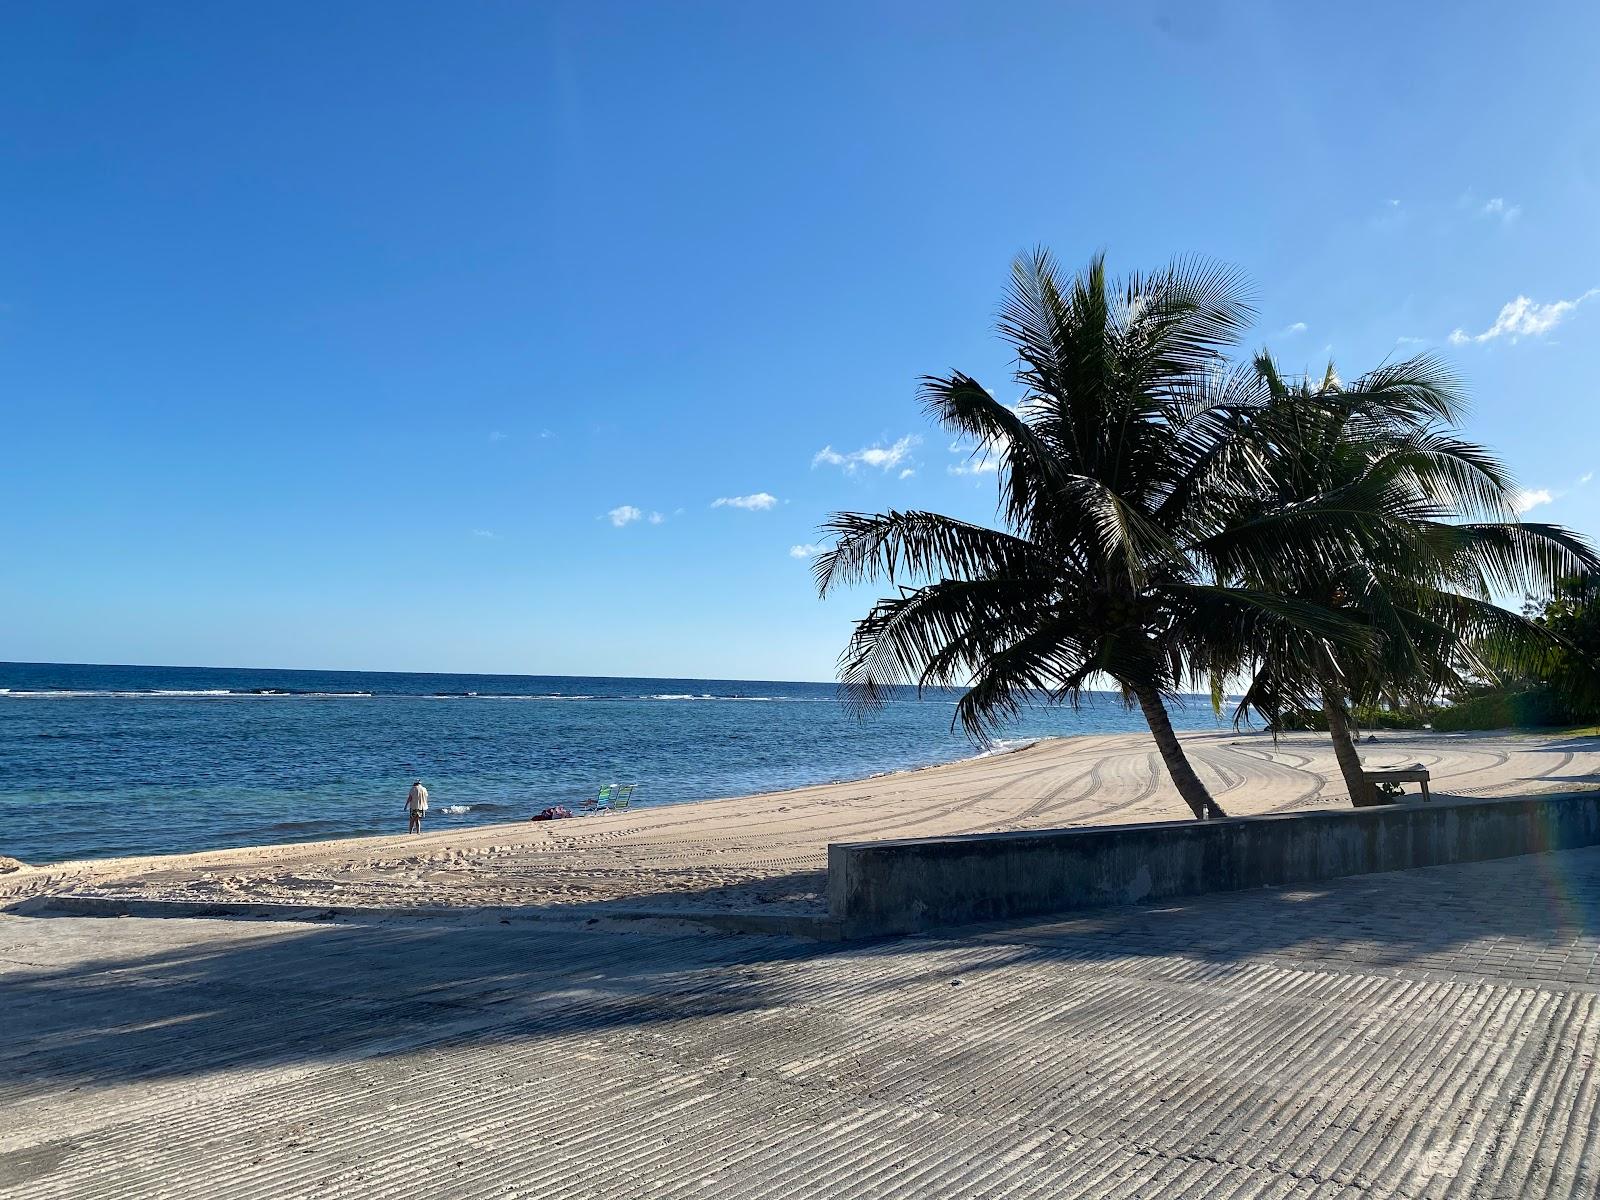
[827,791,1600,937]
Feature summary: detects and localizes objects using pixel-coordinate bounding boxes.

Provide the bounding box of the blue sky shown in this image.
[3,1,1597,681]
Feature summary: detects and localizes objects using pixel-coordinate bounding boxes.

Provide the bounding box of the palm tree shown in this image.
[815,250,1362,821]
[1222,353,1600,802]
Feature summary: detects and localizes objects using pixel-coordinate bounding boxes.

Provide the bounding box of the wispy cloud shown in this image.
[1395,336,1429,346]
[539,429,555,440]
[788,543,824,559]
[1513,488,1554,514]
[712,492,778,511]
[608,505,642,527]
[1369,198,1406,232]
[1581,472,1595,486]
[1280,321,1308,336]
[648,511,665,525]
[898,467,916,479]
[471,529,499,539]
[489,431,508,442]
[812,434,920,473]
[948,430,1010,476]
[1480,197,1522,223]
[1449,288,1598,345]
[948,457,1000,476]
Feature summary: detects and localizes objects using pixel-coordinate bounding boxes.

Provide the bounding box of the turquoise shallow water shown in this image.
[0,662,1228,864]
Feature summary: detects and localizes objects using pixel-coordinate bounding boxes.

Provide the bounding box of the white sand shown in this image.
[5,728,1597,917]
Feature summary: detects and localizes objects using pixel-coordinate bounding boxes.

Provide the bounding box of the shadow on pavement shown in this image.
[7,846,1600,1097]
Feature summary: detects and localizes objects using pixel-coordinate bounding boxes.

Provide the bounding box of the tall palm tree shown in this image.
[1222,353,1600,802]
[815,250,1362,821]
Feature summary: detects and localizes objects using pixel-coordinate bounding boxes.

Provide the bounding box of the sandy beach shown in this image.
[6,727,1597,921]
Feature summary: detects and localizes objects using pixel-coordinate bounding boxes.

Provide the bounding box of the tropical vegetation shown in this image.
[1430,688,1572,732]
[1430,576,1600,730]
[1526,575,1600,718]
[1217,354,1596,802]
[816,249,1600,817]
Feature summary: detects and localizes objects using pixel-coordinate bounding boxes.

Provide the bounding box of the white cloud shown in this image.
[1395,336,1428,346]
[489,431,508,442]
[1450,288,1598,345]
[1280,321,1308,336]
[608,505,642,527]
[1513,488,1554,514]
[812,434,920,473]
[898,467,916,479]
[539,429,555,439]
[471,529,499,539]
[712,492,778,511]
[1481,197,1522,223]
[947,430,1009,476]
[788,543,824,559]
[1513,472,1593,510]
[648,511,665,525]
[948,457,1000,476]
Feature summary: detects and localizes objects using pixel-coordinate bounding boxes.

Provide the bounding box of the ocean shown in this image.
[0,662,1229,864]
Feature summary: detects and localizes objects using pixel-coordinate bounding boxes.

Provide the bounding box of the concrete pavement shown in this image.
[5,847,1600,1198]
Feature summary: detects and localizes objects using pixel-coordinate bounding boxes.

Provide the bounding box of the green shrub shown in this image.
[1431,693,1511,731]
[1431,688,1571,731]
[1270,706,1431,733]
[1354,706,1432,730]
[1525,576,1600,722]
[1272,709,1327,732]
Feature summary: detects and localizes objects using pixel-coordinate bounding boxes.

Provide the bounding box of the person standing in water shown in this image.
[405,779,429,833]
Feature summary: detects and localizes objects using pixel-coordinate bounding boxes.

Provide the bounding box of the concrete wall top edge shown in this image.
[829,790,1599,855]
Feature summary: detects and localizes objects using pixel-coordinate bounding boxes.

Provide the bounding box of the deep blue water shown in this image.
[0,662,1227,864]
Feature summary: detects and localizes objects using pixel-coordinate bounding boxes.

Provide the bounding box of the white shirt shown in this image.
[406,783,429,812]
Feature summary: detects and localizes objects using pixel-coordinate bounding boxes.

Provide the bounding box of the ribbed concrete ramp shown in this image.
[6,849,1600,1198]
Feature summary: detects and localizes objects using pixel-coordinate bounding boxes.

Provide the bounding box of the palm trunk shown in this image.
[1321,695,1372,806]
[1131,683,1226,820]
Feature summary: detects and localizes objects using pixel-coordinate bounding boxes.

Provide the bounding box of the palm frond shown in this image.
[814,510,1045,595]
[835,576,1063,717]
[918,372,1068,535]
[950,621,1094,740]
[1341,354,1468,427]
[1432,521,1600,595]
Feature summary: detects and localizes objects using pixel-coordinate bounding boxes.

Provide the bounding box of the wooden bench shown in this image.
[1361,765,1432,804]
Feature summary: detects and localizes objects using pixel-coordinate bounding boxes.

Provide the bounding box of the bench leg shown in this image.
[1421,780,1431,803]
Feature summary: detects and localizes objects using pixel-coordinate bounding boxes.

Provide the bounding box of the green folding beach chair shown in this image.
[586,784,615,810]
[614,783,636,810]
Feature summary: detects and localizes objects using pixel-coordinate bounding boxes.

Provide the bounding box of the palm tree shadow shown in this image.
[949,845,1600,979]
[9,847,1600,1100]
[2,885,843,1099]
[1543,735,1600,749]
